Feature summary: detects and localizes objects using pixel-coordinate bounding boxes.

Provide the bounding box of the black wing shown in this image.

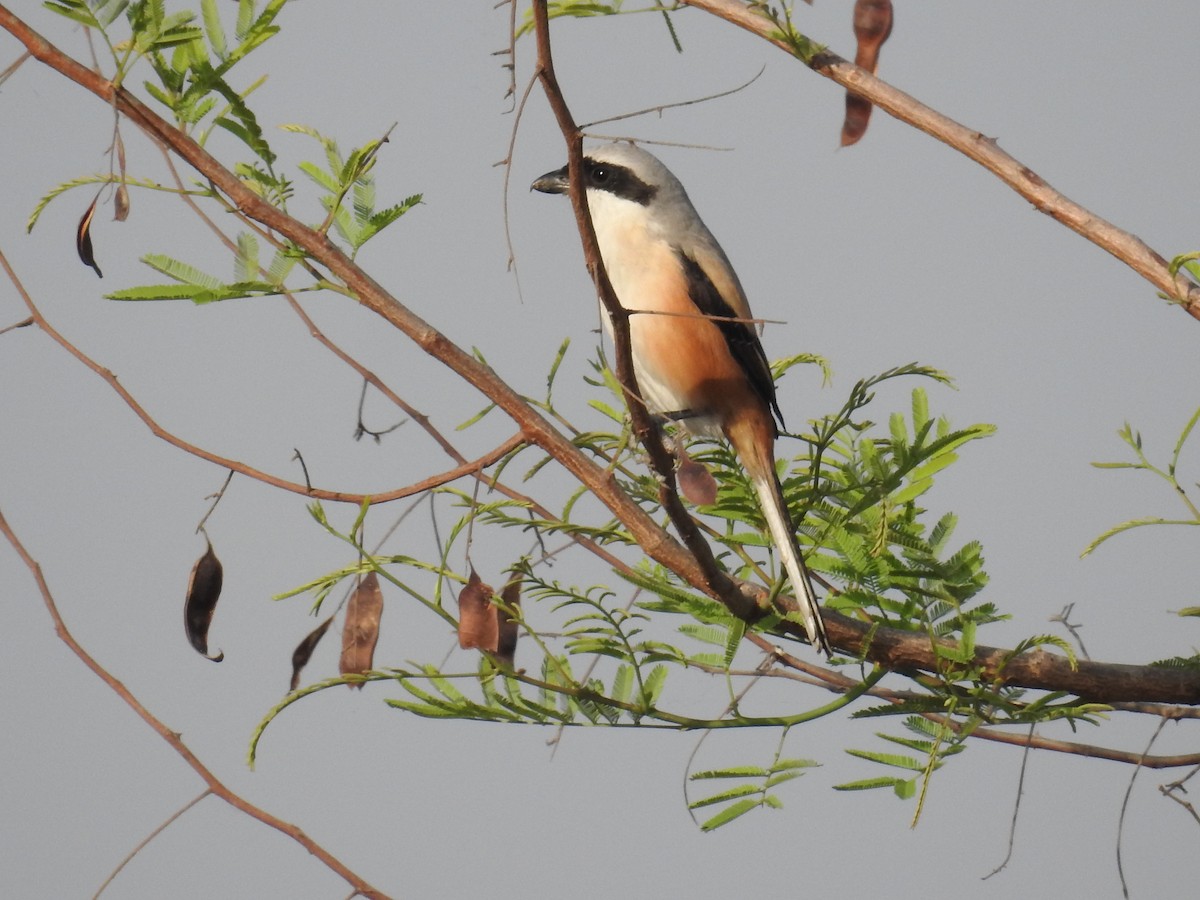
[678,251,784,432]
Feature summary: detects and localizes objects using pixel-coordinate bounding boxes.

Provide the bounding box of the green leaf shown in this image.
[1081,516,1198,558]
[723,616,745,669]
[105,284,214,301]
[687,783,762,809]
[691,766,769,780]
[201,0,228,60]
[845,748,926,772]
[698,797,760,832]
[43,1,101,29]
[234,231,259,282]
[833,776,915,795]
[142,253,223,289]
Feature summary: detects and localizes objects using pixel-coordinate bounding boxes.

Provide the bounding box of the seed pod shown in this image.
[853,0,893,71]
[76,194,103,278]
[457,568,498,652]
[495,578,521,667]
[339,572,383,688]
[113,184,130,222]
[841,0,894,146]
[184,538,224,662]
[290,615,335,692]
[676,448,719,507]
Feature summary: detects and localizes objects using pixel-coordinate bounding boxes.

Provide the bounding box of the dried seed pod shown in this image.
[457,568,498,652]
[853,0,893,70]
[76,194,103,278]
[290,615,335,692]
[676,448,719,507]
[113,184,130,223]
[841,94,873,148]
[495,578,522,668]
[184,538,224,662]
[339,572,383,688]
[841,0,894,147]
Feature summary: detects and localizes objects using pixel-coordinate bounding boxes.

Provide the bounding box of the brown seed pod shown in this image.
[495,577,522,667]
[76,194,103,278]
[676,449,719,507]
[290,615,335,692]
[841,0,894,147]
[339,572,383,688]
[113,184,130,223]
[457,568,498,652]
[184,538,224,662]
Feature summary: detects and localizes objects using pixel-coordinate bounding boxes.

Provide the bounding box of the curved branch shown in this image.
[0,508,391,900]
[682,0,1200,318]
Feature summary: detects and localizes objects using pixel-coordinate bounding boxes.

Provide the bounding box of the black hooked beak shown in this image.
[530,164,569,194]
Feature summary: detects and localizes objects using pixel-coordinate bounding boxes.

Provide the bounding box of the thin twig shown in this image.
[1050,602,1091,661]
[0,315,34,335]
[578,65,765,129]
[1117,717,1169,897]
[354,379,406,441]
[195,470,234,534]
[1159,764,1200,828]
[0,46,29,85]
[982,725,1035,880]
[93,790,212,899]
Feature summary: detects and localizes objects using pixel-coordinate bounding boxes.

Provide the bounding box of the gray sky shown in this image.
[2,3,1198,898]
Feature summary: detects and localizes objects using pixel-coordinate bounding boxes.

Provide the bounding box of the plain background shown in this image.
[2,3,1198,898]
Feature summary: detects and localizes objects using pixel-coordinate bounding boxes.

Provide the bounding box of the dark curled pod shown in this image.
[290,615,335,692]
[76,194,103,278]
[184,538,224,662]
[495,577,522,668]
[457,568,497,652]
[339,572,383,688]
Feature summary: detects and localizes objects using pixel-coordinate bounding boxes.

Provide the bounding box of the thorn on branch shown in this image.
[1050,603,1091,660]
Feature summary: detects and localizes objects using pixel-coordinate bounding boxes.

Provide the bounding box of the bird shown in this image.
[532,142,830,655]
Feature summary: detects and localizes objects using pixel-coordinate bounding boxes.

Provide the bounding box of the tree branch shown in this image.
[681,0,1200,318]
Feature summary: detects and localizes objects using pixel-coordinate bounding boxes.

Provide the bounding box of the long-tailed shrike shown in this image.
[532,142,830,655]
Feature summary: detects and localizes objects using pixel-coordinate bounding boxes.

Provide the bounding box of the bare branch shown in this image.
[93,790,211,899]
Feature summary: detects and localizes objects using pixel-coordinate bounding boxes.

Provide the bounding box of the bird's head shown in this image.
[531,142,696,235]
